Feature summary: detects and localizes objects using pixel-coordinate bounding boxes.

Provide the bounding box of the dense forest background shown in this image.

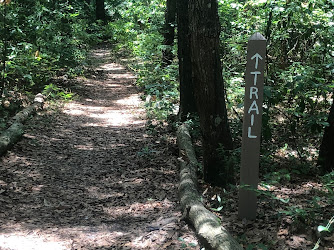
[2,0,333,174]
[0,0,333,248]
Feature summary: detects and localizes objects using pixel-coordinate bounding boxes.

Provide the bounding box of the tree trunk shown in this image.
[96,0,106,22]
[318,101,334,173]
[177,0,197,121]
[189,0,234,187]
[162,0,176,66]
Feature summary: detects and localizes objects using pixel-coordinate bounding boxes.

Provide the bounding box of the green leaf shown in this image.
[211,206,223,212]
[70,13,80,17]
[317,225,330,232]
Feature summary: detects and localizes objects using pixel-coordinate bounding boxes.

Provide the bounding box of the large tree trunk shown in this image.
[318,101,334,173]
[96,0,106,22]
[176,0,197,121]
[189,0,234,187]
[162,0,176,66]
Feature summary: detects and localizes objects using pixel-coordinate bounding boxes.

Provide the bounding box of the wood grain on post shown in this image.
[238,32,266,220]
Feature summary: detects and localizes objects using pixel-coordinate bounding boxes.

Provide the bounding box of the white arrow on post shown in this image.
[239,32,266,221]
[251,53,263,69]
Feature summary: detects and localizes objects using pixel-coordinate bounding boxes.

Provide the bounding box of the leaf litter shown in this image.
[0,46,199,250]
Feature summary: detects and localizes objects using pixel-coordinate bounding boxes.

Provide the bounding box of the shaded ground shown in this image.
[199,170,334,249]
[0,46,199,249]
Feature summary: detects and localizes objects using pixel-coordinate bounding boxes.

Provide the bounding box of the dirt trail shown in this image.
[0,46,199,249]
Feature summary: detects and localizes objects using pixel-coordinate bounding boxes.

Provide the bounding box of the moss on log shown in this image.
[0,122,24,156]
[177,123,242,250]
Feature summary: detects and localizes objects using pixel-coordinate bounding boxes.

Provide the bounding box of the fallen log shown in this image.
[177,123,242,250]
[0,93,44,156]
[0,122,24,156]
[7,93,44,126]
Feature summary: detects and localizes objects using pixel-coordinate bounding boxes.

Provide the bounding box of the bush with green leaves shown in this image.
[0,0,104,101]
[218,0,334,174]
[107,0,180,120]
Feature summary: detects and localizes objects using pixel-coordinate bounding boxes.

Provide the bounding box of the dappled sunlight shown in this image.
[62,55,145,128]
[73,143,95,151]
[116,93,143,106]
[0,224,131,250]
[0,233,69,250]
[0,46,196,249]
[102,199,174,218]
[99,63,124,71]
[63,92,145,128]
[63,110,145,128]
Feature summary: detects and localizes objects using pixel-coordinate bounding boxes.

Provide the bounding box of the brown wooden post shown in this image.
[238,32,266,220]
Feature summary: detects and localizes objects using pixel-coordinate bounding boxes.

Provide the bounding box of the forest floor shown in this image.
[0,46,200,249]
[200,175,334,249]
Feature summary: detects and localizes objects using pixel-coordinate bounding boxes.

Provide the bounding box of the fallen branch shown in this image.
[177,123,242,250]
[0,93,44,156]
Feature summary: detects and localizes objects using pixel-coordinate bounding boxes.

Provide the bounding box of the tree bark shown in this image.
[189,0,234,187]
[162,0,176,66]
[177,123,242,250]
[177,0,197,121]
[0,122,24,156]
[8,94,44,126]
[96,0,106,22]
[318,101,334,173]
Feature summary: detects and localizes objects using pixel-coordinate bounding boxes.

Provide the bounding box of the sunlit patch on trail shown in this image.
[63,83,145,127]
[99,63,123,71]
[116,93,142,106]
[63,102,145,127]
[0,47,198,250]
[0,226,131,249]
[0,234,69,250]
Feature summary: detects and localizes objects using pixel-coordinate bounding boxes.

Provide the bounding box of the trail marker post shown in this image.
[238,32,266,220]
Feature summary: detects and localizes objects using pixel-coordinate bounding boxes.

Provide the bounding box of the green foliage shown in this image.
[313,216,334,249]
[108,0,179,120]
[177,237,197,249]
[137,146,156,158]
[0,0,106,102]
[321,171,334,197]
[210,194,224,212]
[279,204,317,226]
[184,115,201,140]
[263,168,291,184]
[218,0,334,176]
[140,64,179,120]
[257,171,334,231]
[1,0,332,193]
[245,243,269,250]
[42,83,74,101]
